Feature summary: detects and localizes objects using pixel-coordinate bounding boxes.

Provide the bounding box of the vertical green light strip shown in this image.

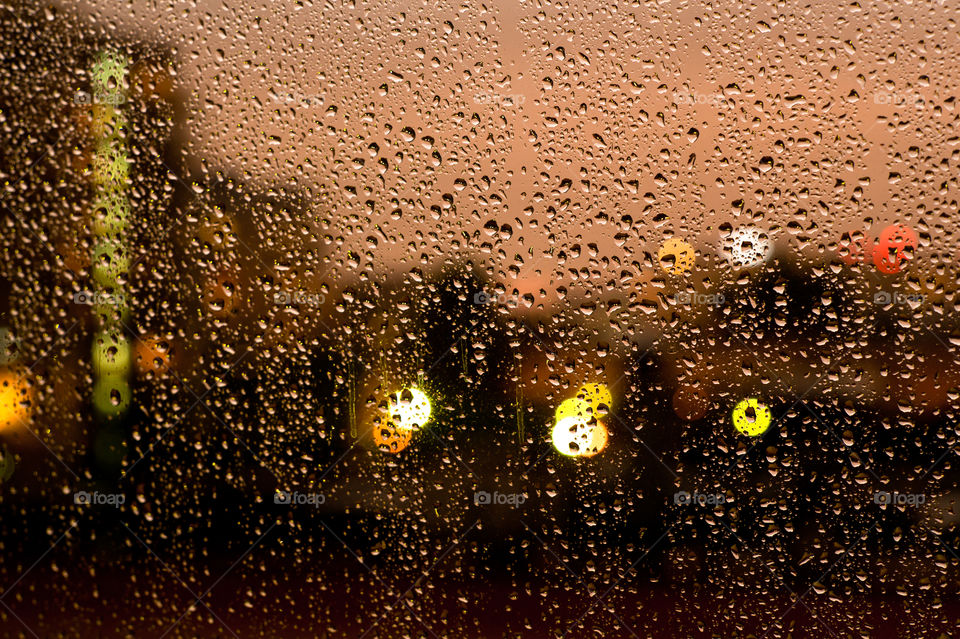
[90,50,132,420]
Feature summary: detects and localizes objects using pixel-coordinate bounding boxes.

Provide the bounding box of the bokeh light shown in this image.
[552,383,613,457]
[873,223,917,274]
[134,335,172,377]
[552,415,591,456]
[731,398,772,437]
[658,238,696,275]
[92,376,132,419]
[92,331,132,378]
[372,418,413,454]
[577,383,612,416]
[388,387,431,431]
[555,397,589,422]
[0,368,32,432]
[579,422,609,457]
[722,226,772,269]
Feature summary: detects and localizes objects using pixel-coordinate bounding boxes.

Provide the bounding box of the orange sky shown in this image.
[58,0,957,306]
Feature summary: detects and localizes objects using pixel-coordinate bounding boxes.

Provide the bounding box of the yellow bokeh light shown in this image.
[658,238,696,275]
[580,422,609,457]
[552,383,614,457]
[577,383,612,416]
[388,387,431,430]
[555,397,589,422]
[732,398,772,437]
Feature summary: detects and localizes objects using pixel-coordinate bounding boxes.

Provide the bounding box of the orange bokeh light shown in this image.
[371,418,413,454]
[0,369,33,433]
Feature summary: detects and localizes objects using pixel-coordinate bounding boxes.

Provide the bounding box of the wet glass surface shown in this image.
[0,1,958,636]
